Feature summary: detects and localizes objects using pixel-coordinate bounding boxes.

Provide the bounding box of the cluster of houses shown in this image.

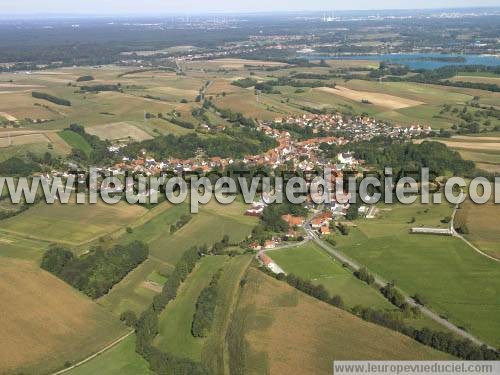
[273,114,433,141]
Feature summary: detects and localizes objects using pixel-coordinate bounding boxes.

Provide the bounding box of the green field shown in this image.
[458,200,500,260]
[0,232,48,261]
[335,202,500,348]
[1,200,147,245]
[201,254,253,373]
[58,129,92,155]
[155,255,227,360]
[268,243,393,309]
[97,258,172,316]
[68,335,152,375]
[148,201,257,265]
[228,268,450,375]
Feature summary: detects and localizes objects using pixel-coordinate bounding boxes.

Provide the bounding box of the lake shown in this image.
[304,53,500,70]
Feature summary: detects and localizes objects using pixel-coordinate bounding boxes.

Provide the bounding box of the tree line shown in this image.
[135,245,209,374]
[32,91,71,106]
[259,267,499,361]
[66,124,114,165]
[40,241,149,299]
[191,268,222,337]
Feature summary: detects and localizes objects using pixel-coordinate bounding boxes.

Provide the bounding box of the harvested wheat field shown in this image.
[229,269,450,375]
[433,139,500,151]
[86,122,153,141]
[0,258,126,375]
[199,58,288,69]
[0,132,50,148]
[0,111,18,121]
[317,86,424,110]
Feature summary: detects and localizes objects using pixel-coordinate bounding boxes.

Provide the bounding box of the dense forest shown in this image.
[123,130,276,160]
[325,137,475,178]
[40,241,149,298]
[0,157,41,176]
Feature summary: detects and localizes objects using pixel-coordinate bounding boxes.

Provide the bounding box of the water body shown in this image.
[304,53,500,70]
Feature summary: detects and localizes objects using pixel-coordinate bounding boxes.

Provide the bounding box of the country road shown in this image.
[51,330,134,375]
[303,220,492,348]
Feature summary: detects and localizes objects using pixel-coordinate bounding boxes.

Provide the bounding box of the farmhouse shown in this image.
[281,214,305,227]
[411,227,453,236]
[320,225,331,235]
[245,202,266,216]
[257,251,285,274]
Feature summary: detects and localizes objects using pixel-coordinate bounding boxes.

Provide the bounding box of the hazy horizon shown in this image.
[1,1,499,16]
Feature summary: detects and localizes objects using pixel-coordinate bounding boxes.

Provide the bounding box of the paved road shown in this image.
[303,220,492,348]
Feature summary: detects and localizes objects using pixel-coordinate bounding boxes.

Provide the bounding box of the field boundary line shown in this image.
[50,330,134,375]
[450,203,500,263]
[302,209,493,349]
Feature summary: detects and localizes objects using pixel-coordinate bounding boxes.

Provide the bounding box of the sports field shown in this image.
[227,268,450,375]
[268,243,393,309]
[335,202,500,348]
[0,258,126,375]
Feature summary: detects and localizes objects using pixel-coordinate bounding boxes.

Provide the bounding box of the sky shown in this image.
[1,0,499,15]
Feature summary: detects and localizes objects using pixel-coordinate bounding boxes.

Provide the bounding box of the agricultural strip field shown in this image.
[450,75,500,84]
[424,136,500,172]
[0,258,126,375]
[0,131,50,148]
[1,200,147,245]
[97,257,172,316]
[0,232,48,261]
[268,243,393,309]
[86,122,153,142]
[316,86,424,110]
[67,335,152,375]
[147,200,257,266]
[227,268,450,375]
[155,255,227,360]
[335,202,500,348]
[201,254,253,373]
[457,200,500,260]
[59,129,92,155]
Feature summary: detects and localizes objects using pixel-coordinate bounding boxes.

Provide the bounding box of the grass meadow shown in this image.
[1,200,147,245]
[268,243,393,309]
[335,202,500,348]
[155,255,227,360]
[68,335,152,375]
[227,268,450,375]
